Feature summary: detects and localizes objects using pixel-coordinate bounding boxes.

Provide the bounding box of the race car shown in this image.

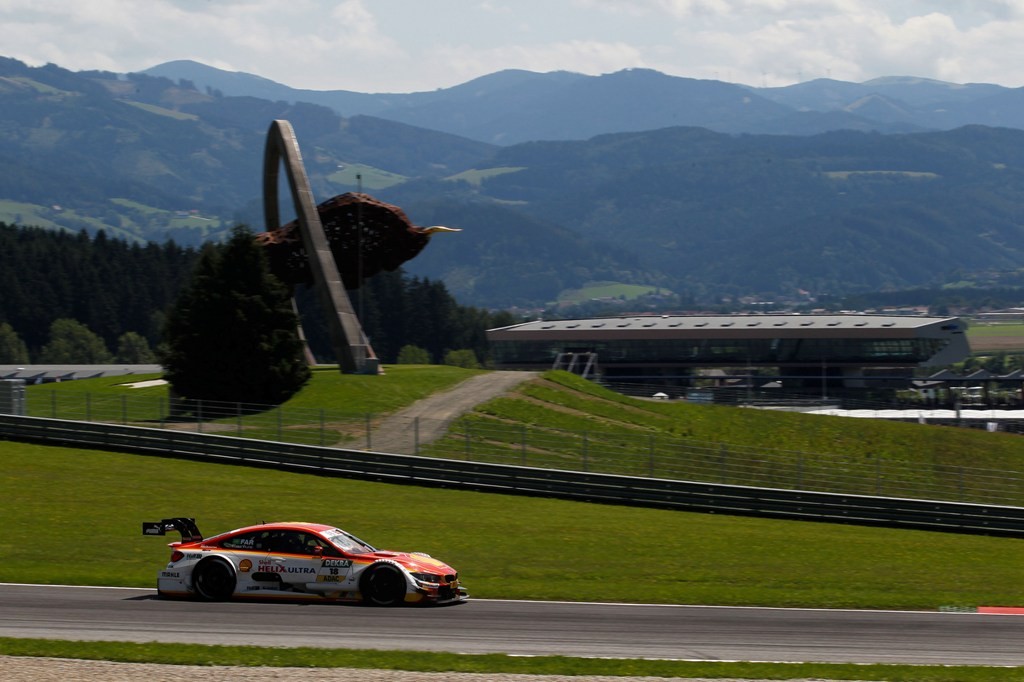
[142,518,467,606]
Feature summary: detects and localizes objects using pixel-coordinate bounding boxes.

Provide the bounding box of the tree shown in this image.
[0,322,29,363]
[39,319,113,363]
[443,349,480,369]
[159,226,310,405]
[396,344,431,364]
[115,331,156,363]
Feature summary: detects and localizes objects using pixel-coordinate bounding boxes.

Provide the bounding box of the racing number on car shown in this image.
[317,558,354,585]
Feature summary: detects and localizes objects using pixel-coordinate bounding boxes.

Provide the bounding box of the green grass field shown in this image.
[556,280,663,304]
[326,163,408,190]
[967,322,1024,338]
[965,320,1024,353]
[24,367,1024,504]
[425,371,1024,505]
[445,166,526,186]
[7,439,1024,609]
[25,365,482,415]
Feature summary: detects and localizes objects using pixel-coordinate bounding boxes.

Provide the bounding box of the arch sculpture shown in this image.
[258,120,457,373]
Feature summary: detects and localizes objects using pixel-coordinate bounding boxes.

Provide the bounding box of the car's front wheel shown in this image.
[361,564,406,606]
[192,559,236,601]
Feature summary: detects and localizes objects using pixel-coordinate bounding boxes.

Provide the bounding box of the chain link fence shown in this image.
[16,388,1024,507]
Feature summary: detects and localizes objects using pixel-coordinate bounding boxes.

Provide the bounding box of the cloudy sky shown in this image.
[3,0,1024,92]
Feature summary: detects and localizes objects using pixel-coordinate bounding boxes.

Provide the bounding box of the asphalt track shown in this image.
[4,584,1024,665]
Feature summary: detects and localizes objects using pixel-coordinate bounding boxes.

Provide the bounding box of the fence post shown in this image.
[648,434,655,477]
[366,413,372,451]
[51,390,56,419]
[414,416,420,456]
[121,395,127,425]
[521,425,527,465]
[719,444,727,483]
[277,406,283,441]
[319,409,325,447]
[464,423,471,459]
[85,393,91,422]
[237,403,243,435]
[582,431,589,472]
[197,400,203,433]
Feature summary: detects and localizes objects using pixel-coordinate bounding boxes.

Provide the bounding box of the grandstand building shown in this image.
[486,314,970,390]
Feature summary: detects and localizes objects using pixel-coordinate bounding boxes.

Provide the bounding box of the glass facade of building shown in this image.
[490,336,950,368]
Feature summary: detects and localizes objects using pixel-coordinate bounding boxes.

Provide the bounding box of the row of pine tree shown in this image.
[0,223,518,368]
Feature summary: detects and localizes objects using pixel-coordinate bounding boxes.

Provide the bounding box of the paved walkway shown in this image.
[365,370,539,454]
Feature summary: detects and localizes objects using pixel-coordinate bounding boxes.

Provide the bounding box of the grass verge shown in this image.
[27,367,1024,506]
[2,638,1022,681]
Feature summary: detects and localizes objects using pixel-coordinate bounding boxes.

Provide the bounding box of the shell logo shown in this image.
[239,559,253,573]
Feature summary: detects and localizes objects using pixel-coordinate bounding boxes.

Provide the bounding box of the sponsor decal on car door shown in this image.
[260,530,322,593]
[314,557,355,591]
[266,553,320,591]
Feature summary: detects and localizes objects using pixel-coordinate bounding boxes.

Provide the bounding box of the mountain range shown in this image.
[144,60,1024,144]
[2,55,1024,310]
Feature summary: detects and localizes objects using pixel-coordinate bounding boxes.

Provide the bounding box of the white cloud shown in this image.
[0,0,1022,90]
[652,2,1024,86]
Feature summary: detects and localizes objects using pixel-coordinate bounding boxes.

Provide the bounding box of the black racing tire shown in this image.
[192,559,236,601]
[361,564,407,606]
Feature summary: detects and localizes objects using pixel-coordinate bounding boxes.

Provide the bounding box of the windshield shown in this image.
[324,528,376,554]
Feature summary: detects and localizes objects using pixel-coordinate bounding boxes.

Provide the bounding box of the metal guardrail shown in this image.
[4,414,1024,538]
[20,388,1024,506]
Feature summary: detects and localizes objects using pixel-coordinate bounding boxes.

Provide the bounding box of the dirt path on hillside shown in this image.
[364,370,539,454]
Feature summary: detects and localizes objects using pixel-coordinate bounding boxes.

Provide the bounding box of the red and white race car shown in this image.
[143,518,467,606]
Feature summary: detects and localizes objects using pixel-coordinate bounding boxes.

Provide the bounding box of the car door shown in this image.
[263,530,321,593]
[312,553,356,594]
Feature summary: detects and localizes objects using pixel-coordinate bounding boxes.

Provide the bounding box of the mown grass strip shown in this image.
[1,638,1022,680]
[5,441,1024,609]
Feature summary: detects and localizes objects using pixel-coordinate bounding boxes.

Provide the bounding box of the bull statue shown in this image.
[259,120,458,374]
[256,192,458,290]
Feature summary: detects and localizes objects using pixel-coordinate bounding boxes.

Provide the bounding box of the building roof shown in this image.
[0,365,162,382]
[486,314,971,372]
[488,314,965,340]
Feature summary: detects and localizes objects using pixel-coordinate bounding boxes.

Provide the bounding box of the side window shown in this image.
[268,530,310,555]
[219,530,268,551]
[303,533,340,557]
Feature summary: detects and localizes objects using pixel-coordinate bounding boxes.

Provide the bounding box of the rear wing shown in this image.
[142,518,203,542]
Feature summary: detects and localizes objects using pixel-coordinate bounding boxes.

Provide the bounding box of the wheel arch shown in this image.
[191,555,238,600]
[359,560,413,605]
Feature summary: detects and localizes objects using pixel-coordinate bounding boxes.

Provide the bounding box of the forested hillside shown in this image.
[478,125,1024,300]
[0,56,495,244]
[3,56,1024,308]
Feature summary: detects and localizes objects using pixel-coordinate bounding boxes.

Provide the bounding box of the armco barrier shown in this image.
[4,413,1024,537]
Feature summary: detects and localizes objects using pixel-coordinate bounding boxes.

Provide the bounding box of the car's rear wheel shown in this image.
[361,564,406,606]
[193,559,236,601]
